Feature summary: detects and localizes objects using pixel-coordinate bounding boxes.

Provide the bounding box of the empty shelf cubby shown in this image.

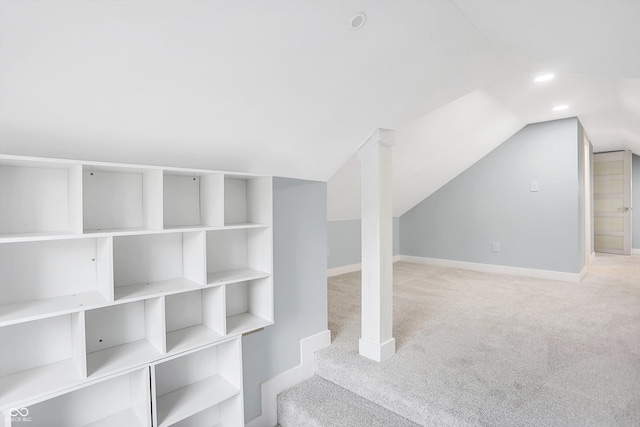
[164,288,224,354]
[113,232,205,300]
[0,237,112,326]
[0,159,81,238]
[163,172,224,229]
[205,228,271,287]
[0,313,86,408]
[20,367,151,427]
[152,338,242,427]
[83,166,162,233]
[224,176,271,226]
[85,298,164,377]
[225,278,273,336]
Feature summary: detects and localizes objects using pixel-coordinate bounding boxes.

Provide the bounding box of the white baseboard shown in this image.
[328,256,401,277]
[398,255,584,283]
[591,252,596,263]
[633,249,640,255]
[327,263,361,277]
[578,265,587,281]
[245,329,331,427]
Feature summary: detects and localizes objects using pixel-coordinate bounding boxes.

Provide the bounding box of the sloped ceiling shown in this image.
[329,0,640,219]
[1,1,638,219]
[0,0,513,179]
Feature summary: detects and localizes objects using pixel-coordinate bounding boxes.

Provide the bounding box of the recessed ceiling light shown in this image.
[534,74,555,82]
[552,105,569,111]
[351,12,367,29]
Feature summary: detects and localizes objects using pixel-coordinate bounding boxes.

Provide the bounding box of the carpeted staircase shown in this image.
[277,375,419,427]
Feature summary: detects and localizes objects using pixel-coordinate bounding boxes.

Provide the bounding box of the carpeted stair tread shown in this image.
[278,375,419,427]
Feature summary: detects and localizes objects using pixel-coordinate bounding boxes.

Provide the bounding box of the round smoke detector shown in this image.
[351,12,367,29]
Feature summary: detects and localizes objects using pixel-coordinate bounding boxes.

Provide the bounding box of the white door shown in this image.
[593,150,632,255]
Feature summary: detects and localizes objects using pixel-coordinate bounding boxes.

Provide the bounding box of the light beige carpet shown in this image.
[316,254,640,426]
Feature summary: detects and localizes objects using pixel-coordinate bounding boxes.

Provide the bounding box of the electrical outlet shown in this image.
[327,247,331,257]
[492,242,500,252]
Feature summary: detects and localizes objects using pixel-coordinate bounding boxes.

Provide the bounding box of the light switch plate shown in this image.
[530,181,539,192]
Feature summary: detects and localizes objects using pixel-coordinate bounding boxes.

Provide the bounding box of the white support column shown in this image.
[357,128,395,362]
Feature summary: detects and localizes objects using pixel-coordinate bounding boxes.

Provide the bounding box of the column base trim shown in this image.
[359,337,396,362]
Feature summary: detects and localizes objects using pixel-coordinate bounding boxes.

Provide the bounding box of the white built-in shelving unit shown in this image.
[0,154,273,426]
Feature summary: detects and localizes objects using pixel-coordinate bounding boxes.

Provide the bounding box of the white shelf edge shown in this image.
[0,291,109,327]
[87,339,161,378]
[165,324,224,355]
[0,359,83,411]
[114,278,203,302]
[226,313,273,336]
[0,223,271,243]
[206,268,270,287]
[0,154,271,178]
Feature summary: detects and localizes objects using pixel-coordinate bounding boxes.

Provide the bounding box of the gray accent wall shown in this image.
[400,118,585,274]
[242,177,328,421]
[328,218,399,269]
[634,154,640,249]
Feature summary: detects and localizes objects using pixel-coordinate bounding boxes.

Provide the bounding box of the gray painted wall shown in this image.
[242,177,328,422]
[634,154,640,249]
[400,118,585,273]
[327,217,399,269]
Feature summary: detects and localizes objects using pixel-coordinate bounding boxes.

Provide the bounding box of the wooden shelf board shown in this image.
[0,291,109,327]
[157,376,239,427]
[166,324,224,354]
[87,339,161,377]
[206,269,270,286]
[115,278,202,301]
[0,358,83,410]
[226,313,272,336]
[84,408,145,427]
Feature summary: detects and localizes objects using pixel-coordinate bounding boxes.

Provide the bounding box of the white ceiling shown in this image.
[1,1,638,218]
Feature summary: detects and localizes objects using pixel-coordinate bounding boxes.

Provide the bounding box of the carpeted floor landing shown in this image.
[315,254,640,426]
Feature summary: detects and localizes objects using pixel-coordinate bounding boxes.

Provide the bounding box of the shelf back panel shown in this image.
[24,368,150,427]
[225,282,249,318]
[154,345,219,398]
[165,291,203,333]
[85,302,147,353]
[0,239,101,306]
[224,178,247,224]
[206,230,248,273]
[114,234,184,287]
[0,315,74,377]
[164,175,201,227]
[0,165,72,235]
[83,170,144,231]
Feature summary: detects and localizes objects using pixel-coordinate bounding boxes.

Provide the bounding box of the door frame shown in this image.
[593,150,632,255]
